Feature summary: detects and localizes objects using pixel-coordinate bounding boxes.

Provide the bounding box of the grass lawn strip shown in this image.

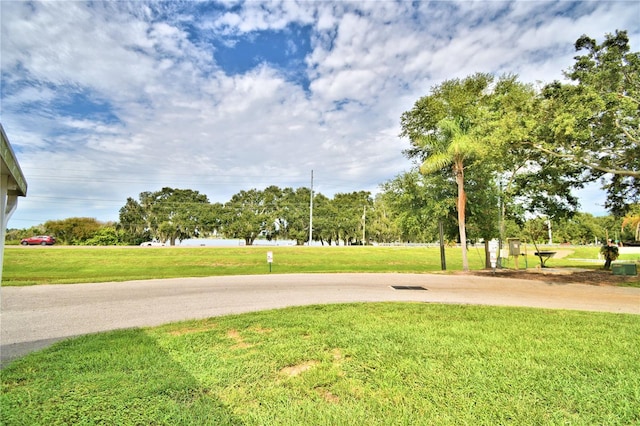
[4,246,639,286]
[2,303,639,425]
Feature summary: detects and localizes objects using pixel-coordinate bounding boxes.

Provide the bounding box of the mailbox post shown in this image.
[489,239,499,273]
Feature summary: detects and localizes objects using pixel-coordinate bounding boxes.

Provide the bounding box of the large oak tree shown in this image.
[538,30,639,215]
[118,187,211,245]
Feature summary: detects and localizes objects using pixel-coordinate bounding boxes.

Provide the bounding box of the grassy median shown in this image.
[2,303,639,425]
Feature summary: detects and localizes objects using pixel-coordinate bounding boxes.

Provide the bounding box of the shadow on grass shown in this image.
[1,337,71,369]
[1,329,243,425]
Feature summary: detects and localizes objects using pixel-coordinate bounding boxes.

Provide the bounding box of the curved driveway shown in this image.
[2,273,639,366]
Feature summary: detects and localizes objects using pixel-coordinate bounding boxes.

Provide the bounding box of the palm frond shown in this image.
[420,152,452,174]
[621,214,640,240]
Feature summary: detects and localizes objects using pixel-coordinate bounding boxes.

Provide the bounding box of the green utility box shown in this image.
[507,238,521,256]
[612,263,638,276]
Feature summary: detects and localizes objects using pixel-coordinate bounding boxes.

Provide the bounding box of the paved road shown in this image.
[2,273,639,367]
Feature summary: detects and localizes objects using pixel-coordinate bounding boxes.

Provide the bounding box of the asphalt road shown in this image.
[2,273,639,367]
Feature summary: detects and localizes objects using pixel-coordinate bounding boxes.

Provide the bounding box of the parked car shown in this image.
[21,235,56,246]
[140,241,165,247]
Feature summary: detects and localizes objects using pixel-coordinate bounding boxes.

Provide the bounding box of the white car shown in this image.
[140,241,165,247]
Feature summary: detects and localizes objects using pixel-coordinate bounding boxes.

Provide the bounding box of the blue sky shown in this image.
[1,1,639,228]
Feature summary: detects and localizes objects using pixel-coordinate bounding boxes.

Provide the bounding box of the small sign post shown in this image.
[267,251,273,273]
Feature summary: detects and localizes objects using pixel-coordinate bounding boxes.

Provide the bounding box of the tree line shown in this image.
[6,31,639,253]
[116,186,374,246]
[6,184,639,247]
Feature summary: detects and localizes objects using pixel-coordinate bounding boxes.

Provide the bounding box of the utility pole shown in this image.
[308,170,313,246]
[362,206,366,244]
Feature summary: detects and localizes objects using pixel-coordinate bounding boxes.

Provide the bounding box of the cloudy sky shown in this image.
[2,1,639,228]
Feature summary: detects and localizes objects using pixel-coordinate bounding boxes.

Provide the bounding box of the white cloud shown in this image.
[1,0,638,227]
[212,0,315,34]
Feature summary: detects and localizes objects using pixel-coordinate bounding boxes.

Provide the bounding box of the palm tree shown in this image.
[621,213,640,242]
[418,118,485,271]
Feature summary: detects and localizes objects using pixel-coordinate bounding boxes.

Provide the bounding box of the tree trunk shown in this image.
[455,161,469,271]
[484,240,491,269]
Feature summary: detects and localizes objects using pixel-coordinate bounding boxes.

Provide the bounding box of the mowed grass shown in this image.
[2,244,630,286]
[2,246,482,285]
[2,303,639,425]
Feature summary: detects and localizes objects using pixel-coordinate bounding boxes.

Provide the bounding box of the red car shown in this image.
[20,235,56,246]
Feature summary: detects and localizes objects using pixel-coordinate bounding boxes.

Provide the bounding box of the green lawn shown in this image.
[4,244,634,286]
[2,303,639,425]
[4,245,471,285]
